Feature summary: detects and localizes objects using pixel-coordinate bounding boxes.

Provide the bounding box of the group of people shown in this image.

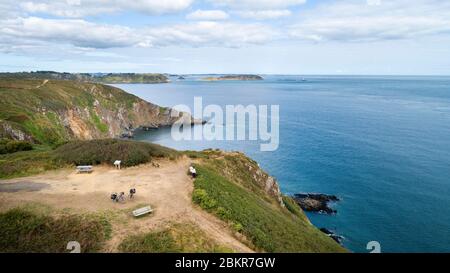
[111,188,136,203]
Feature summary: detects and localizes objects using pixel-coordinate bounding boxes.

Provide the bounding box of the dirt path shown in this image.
[0,157,253,253]
[35,79,49,89]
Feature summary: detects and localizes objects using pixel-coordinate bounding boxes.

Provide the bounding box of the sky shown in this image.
[1,0,450,75]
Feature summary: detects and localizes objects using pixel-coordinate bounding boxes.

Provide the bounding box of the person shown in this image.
[189,166,197,178]
[129,188,136,199]
[111,193,118,202]
[118,192,125,203]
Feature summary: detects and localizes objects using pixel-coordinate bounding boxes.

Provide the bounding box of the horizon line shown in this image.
[1,71,450,77]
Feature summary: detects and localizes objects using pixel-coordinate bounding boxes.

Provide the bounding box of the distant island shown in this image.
[202,74,264,81]
[97,73,169,84]
[0,71,169,84]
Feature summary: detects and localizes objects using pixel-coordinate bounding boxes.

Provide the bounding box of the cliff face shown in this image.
[197,150,284,206]
[0,79,184,144]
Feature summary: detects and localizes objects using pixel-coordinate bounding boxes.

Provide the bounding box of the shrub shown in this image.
[192,189,217,210]
[0,139,33,154]
[53,139,179,167]
[232,222,243,233]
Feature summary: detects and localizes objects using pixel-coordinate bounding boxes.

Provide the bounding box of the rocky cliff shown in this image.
[0,78,192,144]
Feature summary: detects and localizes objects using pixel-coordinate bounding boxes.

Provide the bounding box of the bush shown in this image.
[53,139,179,167]
[192,189,217,210]
[0,139,33,154]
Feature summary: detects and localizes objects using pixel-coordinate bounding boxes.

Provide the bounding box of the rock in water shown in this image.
[320,228,344,245]
[293,193,339,214]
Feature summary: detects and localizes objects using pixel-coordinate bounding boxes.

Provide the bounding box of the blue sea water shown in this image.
[114,75,450,253]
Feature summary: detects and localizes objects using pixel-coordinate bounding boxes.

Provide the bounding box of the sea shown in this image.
[113,75,450,253]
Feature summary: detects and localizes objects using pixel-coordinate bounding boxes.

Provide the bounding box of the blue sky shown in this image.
[1,0,450,75]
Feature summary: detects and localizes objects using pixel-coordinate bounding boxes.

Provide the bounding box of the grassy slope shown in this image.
[0,78,139,145]
[190,151,346,253]
[0,146,62,179]
[119,223,233,253]
[0,207,111,253]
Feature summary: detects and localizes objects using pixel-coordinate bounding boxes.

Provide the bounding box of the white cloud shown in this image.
[18,0,193,17]
[289,0,450,42]
[0,17,277,52]
[0,17,143,49]
[144,21,277,47]
[186,10,229,20]
[235,9,291,20]
[210,0,306,10]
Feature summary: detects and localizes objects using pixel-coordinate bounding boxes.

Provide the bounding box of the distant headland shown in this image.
[0,71,169,84]
[201,74,264,81]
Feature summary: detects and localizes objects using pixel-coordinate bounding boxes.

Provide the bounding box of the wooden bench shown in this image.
[76,166,93,173]
[132,206,153,217]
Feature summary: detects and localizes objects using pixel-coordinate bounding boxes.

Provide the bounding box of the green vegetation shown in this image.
[53,139,179,167]
[0,147,62,179]
[191,153,346,253]
[0,139,178,178]
[0,78,141,145]
[0,208,110,253]
[119,223,232,253]
[282,195,310,221]
[0,139,32,154]
[89,110,108,133]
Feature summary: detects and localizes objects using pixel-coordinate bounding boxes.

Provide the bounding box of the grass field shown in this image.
[119,223,233,253]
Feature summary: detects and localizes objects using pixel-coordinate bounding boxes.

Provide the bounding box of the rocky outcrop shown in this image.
[320,228,344,245]
[292,193,339,214]
[0,122,34,142]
